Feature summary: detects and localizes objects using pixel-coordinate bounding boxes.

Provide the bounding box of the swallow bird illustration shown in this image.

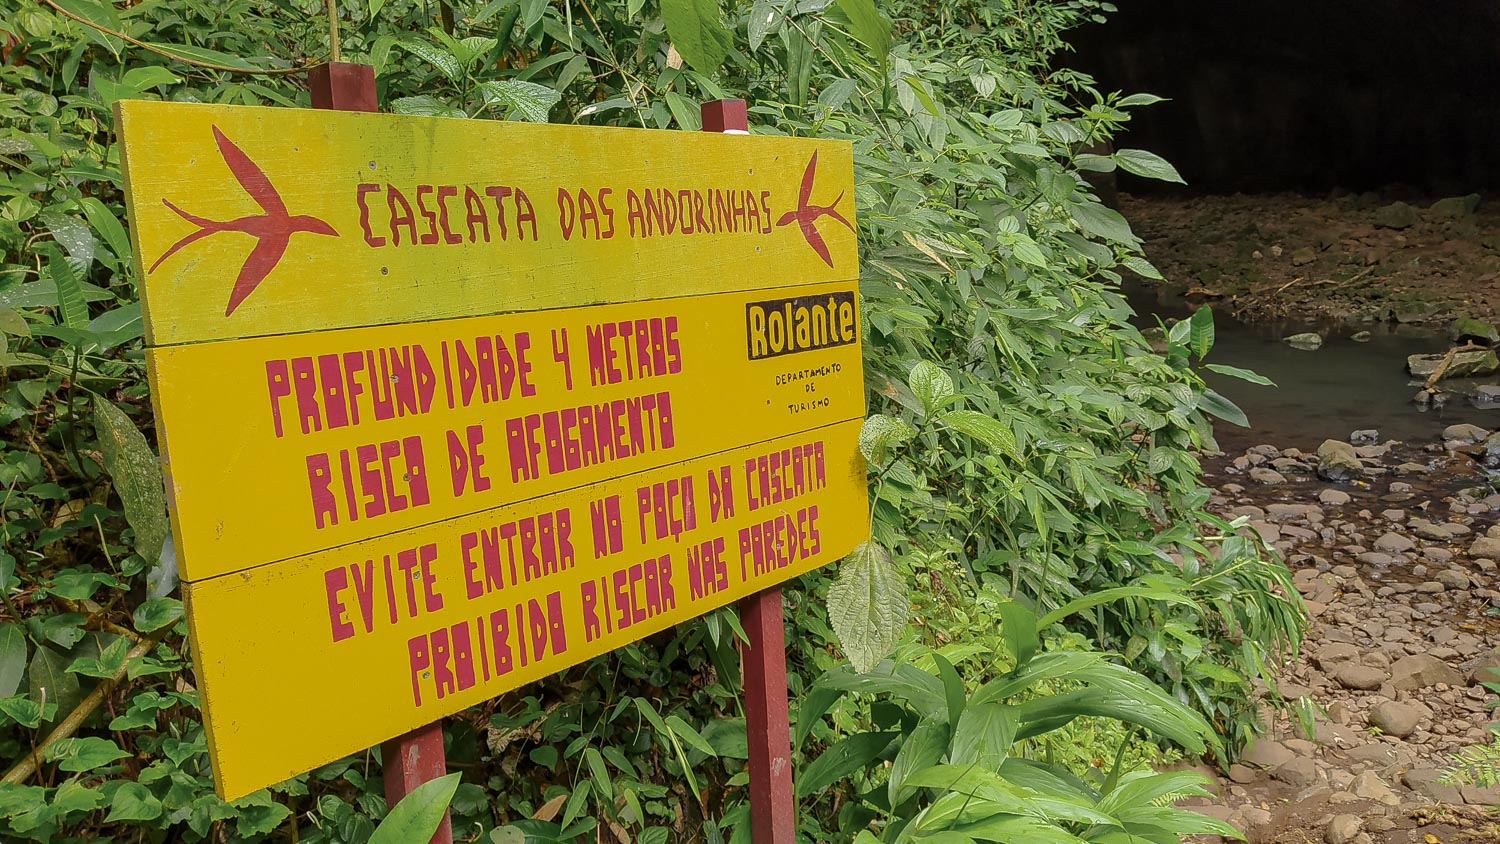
[149,126,337,316]
[775,151,853,268]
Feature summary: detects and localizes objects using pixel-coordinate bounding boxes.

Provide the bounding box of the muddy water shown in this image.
[1126,284,1500,450]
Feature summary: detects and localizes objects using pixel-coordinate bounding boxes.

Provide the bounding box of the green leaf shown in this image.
[390,96,466,118]
[132,598,183,633]
[1188,306,1214,359]
[1118,93,1166,108]
[887,720,947,807]
[0,695,45,728]
[106,781,163,822]
[661,0,732,75]
[1114,148,1185,184]
[0,625,25,698]
[908,361,954,414]
[476,80,560,123]
[857,414,915,465]
[369,0,387,18]
[94,398,169,562]
[665,714,717,757]
[396,39,463,82]
[1070,201,1138,245]
[940,410,1018,460]
[1198,389,1249,428]
[994,601,1038,667]
[80,198,130,265]
[834,0,892,70]
[27,646,80,724]
[747,0,778,51]
[369,772,461,844]
[1203,363,1275,386]
[0,279,113,309]
[949,702,1018,772]
[796,730,897,797]
[145,43,268,71]
[43,245,88,330]
[1120,255,1162,279]
[46,736,128,772]
[827,542,908,674]
[1037,586,1196,630]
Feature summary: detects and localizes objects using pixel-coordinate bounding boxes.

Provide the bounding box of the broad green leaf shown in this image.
[940,410,1018,460]
[43,245,88,330]
[46,736,128,772]
[747,0,777,51]
[663,91,702,130]
[834,0,892,70]
[1118,93,1166,108]
[1120,254,1162,279]
[994,601,1038,667]
[857,414,915,465]
[390,96,466,118]
[1070,201,1138,245]
[79,198,130,265]
[796,730,897,797]
[949,702,1017,771]
[1037,586,1196,630]
[132,598,183,633]
[908,361,954,414]
[1114,148,1185,184]
[94,398,169,562]
[1188,305,1214,358]
[0,279,113,309]
[665,714,717,757]
[827,542,908,673]
[369,772,461,844]
[661,0,732,75]
[887,720,947,807]
[0,625,25,697]
[476,80,561,123]
[145,43,269,71]
[27,645,81,724]
[1203,364,1275,386]
[396,39,463,82]
[0,695,45,728]
[1198,389,1249,427]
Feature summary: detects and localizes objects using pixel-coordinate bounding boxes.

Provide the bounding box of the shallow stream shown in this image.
[1127,284,1500,450]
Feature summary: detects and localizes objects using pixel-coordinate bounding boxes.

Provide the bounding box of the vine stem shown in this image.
[37,0,321,76]
[2,625,173,785]
[327,0,341,64]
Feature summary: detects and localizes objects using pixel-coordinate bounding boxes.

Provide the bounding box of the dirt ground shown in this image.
[1123,192,1500,330]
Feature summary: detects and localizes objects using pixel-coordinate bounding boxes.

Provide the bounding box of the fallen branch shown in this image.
[2,626,172,785]
[1329,265,1377,291]
[1423,343,1485,392]
[1272,276,1306,295]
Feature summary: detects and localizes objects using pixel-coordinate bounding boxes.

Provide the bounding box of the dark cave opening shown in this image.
[1070,2,1500,195]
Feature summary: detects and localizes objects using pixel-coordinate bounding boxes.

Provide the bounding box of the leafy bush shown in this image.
[0,0,1303,840]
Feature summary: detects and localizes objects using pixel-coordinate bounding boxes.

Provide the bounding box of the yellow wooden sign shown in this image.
[117,101,867,800]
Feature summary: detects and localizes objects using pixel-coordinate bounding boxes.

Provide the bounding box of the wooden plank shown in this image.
[185,420,868,799]
[113,101,858,345]
[381,722,451,844]
[149,281,863,583]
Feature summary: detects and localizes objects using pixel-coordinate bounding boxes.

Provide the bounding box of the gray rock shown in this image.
[1286,332,1325,350]
[1318,439,1364,482]
[1436,569,1471,590]
[1404,767,1464,803]
[1350,429,1379,444]
[1429,193,1482,221]
[1357,551,1394,566]
[1369,700,1423,737]
[1227,763,1260,784]
[1249,467,1287,486]
[1444,423,1491,443]
[1320,488,1352,506]
[1242,738,1295,769]
[1373,531,1415,553]
[1451,315,1500,346]
[1374,201,1418,229]
[1409,349,1500,378]
[1315,642,1361,669]
[1334,663,1388,690]
[1350,771,1399,805]
[1272,756,1318,786]
[1325,814,1362,844]
[1390,653,1464,691]
[1470,536,1500,558]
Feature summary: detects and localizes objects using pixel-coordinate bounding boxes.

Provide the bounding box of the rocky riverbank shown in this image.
[1183,425,1500,843]
[1125,192,1500,331]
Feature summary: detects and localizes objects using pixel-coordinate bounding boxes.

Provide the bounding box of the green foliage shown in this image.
[0,0,1305,840]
